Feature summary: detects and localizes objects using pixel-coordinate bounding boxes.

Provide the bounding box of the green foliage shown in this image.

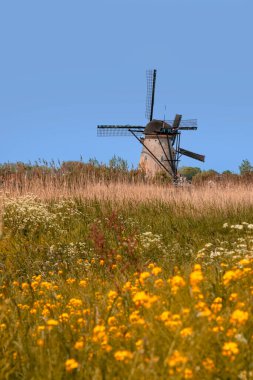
[178,166,201,181]
[109,155,128,171]
[239,159,252,175]
[88,157,100,167]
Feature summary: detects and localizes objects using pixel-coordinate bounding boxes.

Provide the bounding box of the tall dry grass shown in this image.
[0,172,253,216]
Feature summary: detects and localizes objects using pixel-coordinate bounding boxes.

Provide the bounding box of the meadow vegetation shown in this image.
[0,165,253,379]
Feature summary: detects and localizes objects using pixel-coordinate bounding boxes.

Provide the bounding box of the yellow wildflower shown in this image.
[236,302,245,309]
[239,258,251,266]
[184,368,193,379]
[139,272,150,285]
[230,310,248,326]
[68,298,83,308]
[159,311,182,330]
[169,275,186,294]
[167,350,188,368]
[190,265,203,292]
[212,325,224,333]
[114,350,133,363]
[83,308,90,316]
[92,324,110,350]
[216,316,224,325]
[77,318,86,326]
[46,319,59,327]
[74,340,85,350]
[109,326,117,334]
[226,328,237,337]
[40,281,53,290]
[222,341,239,361]
[195,301,211,317]
[59,313,69,322]
[21,283,29,290]
[152,267,162,276]
[211,297,223,314]
[129,310,145,325]
[108,290,118,301]
[125,332,132,339]
[66,278,76,284]
[108,316,117,326]
[182,308,190,317]
[122,281,132,291]
[229,293,238,302]
[65,358,79,372]
[37,338,44,347]
[135,339,143,350]
[202,358,215,372]
[223,269,243,286]
[180,327,193,337]
[18,303,29,311]
[159,311,171,322]
[31,281,39,290]
[132,291,158,308]
[154,278,164,288]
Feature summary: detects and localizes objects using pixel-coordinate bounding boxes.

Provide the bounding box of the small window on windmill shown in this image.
[161,156,164,162]
[145,155,147,161]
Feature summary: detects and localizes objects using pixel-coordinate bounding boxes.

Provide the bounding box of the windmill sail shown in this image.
[172,114,182,129]
[178,148,205,162]
[145,69,157,121]
[166,119,198,129]
[97,125,144,136]
[178,126,197,130]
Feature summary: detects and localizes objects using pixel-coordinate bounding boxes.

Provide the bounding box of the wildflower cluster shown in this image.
[1,204,253,379]
[3,196,81,238]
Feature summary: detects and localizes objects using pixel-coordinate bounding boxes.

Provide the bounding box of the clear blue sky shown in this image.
[0,0,252,172]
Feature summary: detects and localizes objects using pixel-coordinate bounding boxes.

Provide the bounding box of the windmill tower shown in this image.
[139,70,175,176]
[97,70,205,180]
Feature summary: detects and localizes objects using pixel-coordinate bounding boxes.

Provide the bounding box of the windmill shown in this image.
[97,69,205,180]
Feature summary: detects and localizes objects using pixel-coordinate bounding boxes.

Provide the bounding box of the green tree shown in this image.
[88,158,100,167]
[178,166,201,181]
[109,155,128,171]
[239,159,252,175]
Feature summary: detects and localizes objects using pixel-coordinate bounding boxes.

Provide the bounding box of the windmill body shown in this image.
[139,135,175,176]
[97,70,205,181]
[139,120,175,176]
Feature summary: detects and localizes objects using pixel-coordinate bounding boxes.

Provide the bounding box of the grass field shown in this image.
[1,180,253,379]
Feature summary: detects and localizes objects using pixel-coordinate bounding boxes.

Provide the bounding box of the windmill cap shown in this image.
[144,120,171,135]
